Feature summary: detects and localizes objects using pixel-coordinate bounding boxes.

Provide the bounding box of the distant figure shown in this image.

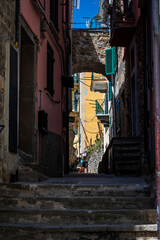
[82,151,88,173]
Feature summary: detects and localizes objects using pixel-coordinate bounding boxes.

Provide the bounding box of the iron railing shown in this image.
[111,0,134,28]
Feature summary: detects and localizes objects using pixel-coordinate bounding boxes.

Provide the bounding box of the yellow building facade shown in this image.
[80,72,104,154]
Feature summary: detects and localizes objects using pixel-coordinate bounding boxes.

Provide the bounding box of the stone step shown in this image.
[114,152,141,158]
[115,165,141,171]
[0,209,156,226]
[0,223,157,240]
[114,145,141,151]
[114,146,140,150]
[0,196,154,210]
[115,159,141,164]
[0,182,150,198]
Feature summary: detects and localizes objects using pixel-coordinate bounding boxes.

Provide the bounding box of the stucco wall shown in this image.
[20,0,67,176]
[80,72,104,154]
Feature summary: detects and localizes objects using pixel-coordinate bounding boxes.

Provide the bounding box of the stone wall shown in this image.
[114,47,132,137]
[0,1,15,76]
[114,16,145,138]
[72,30,110,77]
[88,148,103,173]
[69,125,76,165]
[0,1,18,182]
[136,17,145,137]
[115,48,130,137]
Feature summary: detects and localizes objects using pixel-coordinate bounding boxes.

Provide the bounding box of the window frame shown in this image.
[47,41,55,97]
[50,0,59,31]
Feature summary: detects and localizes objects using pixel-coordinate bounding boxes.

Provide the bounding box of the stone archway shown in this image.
[72,30,111,79]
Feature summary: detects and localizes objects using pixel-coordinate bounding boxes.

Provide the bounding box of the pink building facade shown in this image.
[19,0,72,177]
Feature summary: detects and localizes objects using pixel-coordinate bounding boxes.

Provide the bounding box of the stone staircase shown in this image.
[0,178,157,239]
[107,137,145,176]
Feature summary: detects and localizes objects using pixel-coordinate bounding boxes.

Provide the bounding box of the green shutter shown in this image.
[105,47,117,75]
[96,100,104,115]
[73,73,79,83]
[105,98,108,114]
[109,81,112,100]
[91,72,94,80]
[113,47,117,73]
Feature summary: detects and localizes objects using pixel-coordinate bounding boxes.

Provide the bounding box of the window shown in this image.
[74,92,78,111]
[73,73,79,84]
[105,95,108,114]
[109,81,112,100]
[131,45,135,70]
[105,47,117,75]
[91,72,94,80]
[47,42,54,97]
[50,0,58,31]
[116,99,121,133]
[73,0,80,9]
[75,128,78,135]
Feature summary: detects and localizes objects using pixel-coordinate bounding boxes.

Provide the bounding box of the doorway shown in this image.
[19,27,36,162]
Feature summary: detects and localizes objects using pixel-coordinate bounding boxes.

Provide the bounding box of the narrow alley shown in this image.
[0,0,160,239]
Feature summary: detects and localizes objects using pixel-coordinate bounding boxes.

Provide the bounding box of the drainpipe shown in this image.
[152,0,160,238]
[64,0,72,174]
[112,75,116,137]
[141,7,148,169]
[15,0,21,47]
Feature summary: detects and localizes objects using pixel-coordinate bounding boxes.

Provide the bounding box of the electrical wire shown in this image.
[77,77,107,81]
[84,115,96,122]
[83,128,100,134]
[72,27,111,30]
[79,80,90,87]
[80,118,100,135]
[72,22,106,25]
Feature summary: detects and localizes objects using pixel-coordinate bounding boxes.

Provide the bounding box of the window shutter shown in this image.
[105,47,117,75]
[109,81,112,100]
[74,93,78,112]
[50,0,58,31]
[105,97,108,114]
[96,100,104,115]
[91,72,94,80]
[73,73,79,84]
[47,42,54,97]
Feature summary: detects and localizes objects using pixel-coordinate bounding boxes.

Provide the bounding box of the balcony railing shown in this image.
[96,99,108,115]
[111,0,134,28]
[103,0,135,46]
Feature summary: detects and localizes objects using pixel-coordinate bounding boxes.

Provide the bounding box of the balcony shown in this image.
[96,99,109,127]
[91,80,108,93]
[107,0,136,47]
